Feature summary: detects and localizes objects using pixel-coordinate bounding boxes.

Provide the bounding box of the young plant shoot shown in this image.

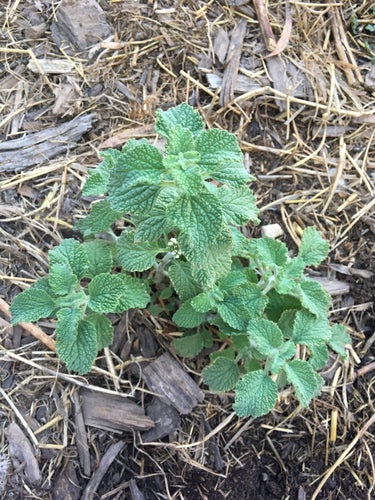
[10,103,351,417]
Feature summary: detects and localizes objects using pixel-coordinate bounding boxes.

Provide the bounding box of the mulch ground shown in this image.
[0,1,375,499]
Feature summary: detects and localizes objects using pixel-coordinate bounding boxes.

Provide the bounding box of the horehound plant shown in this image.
[10,103,350,418]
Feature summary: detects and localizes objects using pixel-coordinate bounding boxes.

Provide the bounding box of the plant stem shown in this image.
[154,252,174,285]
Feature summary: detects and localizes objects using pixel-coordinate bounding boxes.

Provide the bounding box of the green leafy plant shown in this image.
[10,103,350,417]
[10,239,149,373]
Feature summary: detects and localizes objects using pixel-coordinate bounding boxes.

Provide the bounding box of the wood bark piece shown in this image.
[5,422,41,486]
[219,18,247,107]
[141,352,204,414]
[80,388,154,433]
[214,28,230,64]
[27,58,75,74]
[142,397,180,442]
[81,441,125,500]
[51,0,112,54]
[310,276,350,296]
[52,461,81,500]
[129,479,145,500]
[73,391,91,476]
[0,113,97,172]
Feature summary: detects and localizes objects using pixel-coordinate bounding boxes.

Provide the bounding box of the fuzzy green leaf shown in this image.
[115,273,150,312]
[248,237,288,267]
[218,271,247,294]
[232,335,251,357]
[328,324,351,360]
[82,150,119,196]
[285,359,324,407]
[86,313,114,351]
[210,346,236,362]
[55,307,82,344]
[88,273,124,313]
[217,295,248,330]
[229,226,248,256]
[237,283,268,320]
[298,279,332,317]
[247,319,284,356]
[209,315,242,337]
[83,171,109,196]
[10,287,56,324]
[168,261,202,302]
[74,200,122,235]
[265,290,301,322]
[233,370,278,418]
[191,292,216,313]
[196,129,243,174]
[309,344,329,370]
[167,192,223,250]
[202,357,240,392]
[49,239,89,280]
[172,301,206,328]
[277,309,297,338]
[116,229,163,271]
[108,143,165,209]
[155,103,204,138]
[209,161,255,189]
[166,124,196,154]
[111,180,161,215]
[179,227,232,286]
[83,240,113,277]
[135,212,174,242]
[172,163,203,195]
[49,264,78,296]
[292,310,330,348]
[29,276,58,298]
[173,332,204,358]
[56,319,97,374]
[299,226,329,266]
[284,257,305,278]
[220,186,260,225]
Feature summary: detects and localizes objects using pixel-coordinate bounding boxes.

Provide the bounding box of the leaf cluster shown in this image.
[10,104,351,417]
[10,239,149,373]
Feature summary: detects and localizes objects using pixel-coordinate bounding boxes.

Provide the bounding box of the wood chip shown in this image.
[129,479,145,500]
[53,461,81,500]
[80,388,154,433]
[141,353,204,415]
[213,28,229,65]
[51,0,112,54]
[219,18,247,107]
[310,277,350,296]
[27,58,75,74]
[0,113,97,171]
[73,391,91,476]
[142,397,181,442]
[5,422,41,486]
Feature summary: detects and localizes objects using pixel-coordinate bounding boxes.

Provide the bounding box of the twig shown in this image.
[0,298,56,352]
[81,441,125,500]
[253,0,276,51]
[355,361,375,379]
